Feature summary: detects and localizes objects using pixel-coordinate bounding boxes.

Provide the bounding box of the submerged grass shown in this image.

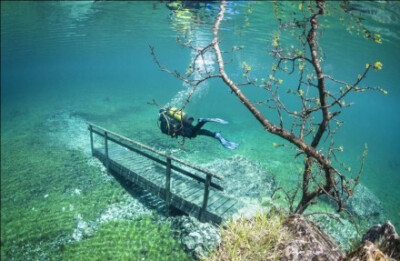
[60,218,191,261]
[206,211,291,261]
[0,117,191,260]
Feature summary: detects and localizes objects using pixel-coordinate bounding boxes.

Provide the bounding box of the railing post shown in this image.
[89,125,94,156]
[165,157,172,215]
[104,131,109,173]
[199,174,211,222]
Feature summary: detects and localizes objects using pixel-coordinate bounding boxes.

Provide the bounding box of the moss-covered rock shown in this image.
[281,214,345,261]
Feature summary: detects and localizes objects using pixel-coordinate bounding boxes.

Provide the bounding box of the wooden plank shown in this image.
[207,195,227,209]
[96,143,223,191]
[150,174,166,187]
[169,193,190,209]
[171,182,191,195]
[91,135,244,224]
[176,180,203,194]
[201,211,223,224]
[171,165,224,191]
[146,168,162,179]
[108,146,122,153]
[130,156,151,165]
[213,198,238,217]
[115,166,156,192]
[102,144,210,185]
[208,197,231,211]
[205,191,221,207]
[107,136,166,166]
[109,151,128,160]
[109,154,127,163]
[180,188,202,203]
[221,201,244,218]
[186,189,206,206]
[141,171,157,182]
[132,163,154,174]
[90,125,223,180]
[123,158,150,169]
[178,186,203,203]
[185,189,205,212]
[111,152,129,159]
[171,176,189,189]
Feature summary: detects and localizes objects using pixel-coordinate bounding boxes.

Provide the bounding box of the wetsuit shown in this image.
[158,107,239,150]
[159,110,214,138]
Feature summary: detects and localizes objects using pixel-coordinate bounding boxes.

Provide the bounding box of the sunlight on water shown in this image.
[168,31,215,108]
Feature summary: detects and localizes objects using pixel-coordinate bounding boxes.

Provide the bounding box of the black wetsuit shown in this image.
[159,111,214,138]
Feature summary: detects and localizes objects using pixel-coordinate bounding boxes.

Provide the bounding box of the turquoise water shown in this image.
[1,1,400,259]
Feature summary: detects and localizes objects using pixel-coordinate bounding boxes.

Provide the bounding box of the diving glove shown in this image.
[215,132,239,150]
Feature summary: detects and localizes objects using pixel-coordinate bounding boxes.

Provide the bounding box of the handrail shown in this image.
[90,127,226,190]
[88,122,223,180]
[89,122,227,221]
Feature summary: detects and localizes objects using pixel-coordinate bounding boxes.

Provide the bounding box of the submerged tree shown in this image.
[151,0,386,214]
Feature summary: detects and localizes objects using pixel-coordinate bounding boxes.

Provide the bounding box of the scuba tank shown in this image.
[159,107,184,137]
[167,107,185,122]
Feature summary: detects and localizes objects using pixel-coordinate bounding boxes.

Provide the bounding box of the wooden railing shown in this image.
[88,123,224,221]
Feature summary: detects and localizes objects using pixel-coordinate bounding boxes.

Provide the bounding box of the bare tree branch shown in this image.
[151,0,382,215]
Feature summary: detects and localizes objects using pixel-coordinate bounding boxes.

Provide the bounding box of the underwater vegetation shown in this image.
[206,211,290,261]
[61,218,190,261]
[0,114,190,260]
[1,0,399,260]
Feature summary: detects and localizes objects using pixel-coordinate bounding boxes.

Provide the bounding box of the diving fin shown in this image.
[198,118,229,124]
[215,132,239,150]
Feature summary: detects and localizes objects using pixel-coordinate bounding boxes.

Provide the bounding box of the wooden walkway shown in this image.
[88,123,244,224]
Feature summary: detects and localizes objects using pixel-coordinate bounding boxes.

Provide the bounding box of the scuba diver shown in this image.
[159,107,239,150]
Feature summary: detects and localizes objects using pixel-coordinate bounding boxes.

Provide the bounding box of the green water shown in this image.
[1,1,400,259]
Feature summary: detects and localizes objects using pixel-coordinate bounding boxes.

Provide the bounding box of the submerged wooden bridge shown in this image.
[88,123,244,224]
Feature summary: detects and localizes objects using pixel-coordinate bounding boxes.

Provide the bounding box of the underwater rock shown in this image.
[321,184,385,227]
[281,214,345,261]
[345,240,391,261]
[71,214,97,241]
[361,221,400,260]
[98,196,152,223]
[70,196,152,243]
[308,214,358,251]
[202,155,277,200]
[347,185,386,226]
[310,184,386,251]
[171,216,221,259]
[233,198,266,220]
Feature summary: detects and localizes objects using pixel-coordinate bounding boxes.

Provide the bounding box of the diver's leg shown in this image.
[191,121,207,134]
[197,129,215,138]
[214,132,239,150]
[197,129,239,150]
[192,117,228,135]
[198,118,229,124]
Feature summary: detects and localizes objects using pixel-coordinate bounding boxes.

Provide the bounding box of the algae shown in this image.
[1,113,191,260]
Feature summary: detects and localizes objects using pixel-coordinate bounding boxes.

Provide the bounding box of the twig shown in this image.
[303,212,344,225]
